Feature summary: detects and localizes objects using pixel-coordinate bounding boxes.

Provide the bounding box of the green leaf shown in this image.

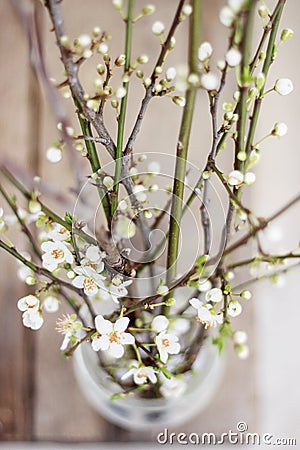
[159,366,172,380]
[64,212,73,225]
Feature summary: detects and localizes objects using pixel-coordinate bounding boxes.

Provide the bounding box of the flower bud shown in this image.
[142,4,155,16]
[272,122,288,137]
[280,28,294,42]
[115,54,126,66]
[137,55,149,64]
[201,72,218,91]
[198,41,213,62]
[152,21,165,35]
[225,47,241,67]
[172,96,186,107]
[241,289,252,300]
[274,78,294,96]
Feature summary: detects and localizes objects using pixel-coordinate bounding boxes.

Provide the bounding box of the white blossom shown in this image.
[198,41,213,61]
[205,288,223,303]
[103,176,114,190]
[157,285,169,296]
[108,279,132,304]
[151,315,169,333]
[17,294,39,313]
[46,146,62,163]
[22,311,44,330]
[121,364,157,385]
[201,72,218,91]
[189,298,223,328]
[56,314,85,350]
[169,318,189,335]
[274,78,294,96]
[48,223,70,242]
[227,300,242,317]
[92,315,135,358]
[41,241,74,271]
[152,21,165,36]
[225,48,242,67]
[43,295,60,313]
[72,266,105,296]
[198,279,212,292]
[155,331,180,363]
[160,376,186,399]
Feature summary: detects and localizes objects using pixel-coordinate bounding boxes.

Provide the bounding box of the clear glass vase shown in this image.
[73,338,224,430]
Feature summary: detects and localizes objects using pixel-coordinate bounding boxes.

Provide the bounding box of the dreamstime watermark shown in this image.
[156,421,297,446]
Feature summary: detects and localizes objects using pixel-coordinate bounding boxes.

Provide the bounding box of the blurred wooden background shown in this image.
[0,0,299,444]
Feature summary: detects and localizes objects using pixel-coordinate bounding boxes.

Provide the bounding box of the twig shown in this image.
[165,0,201,312]
[124,0,186,155]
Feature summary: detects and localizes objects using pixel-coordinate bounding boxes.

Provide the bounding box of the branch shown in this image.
[124,0,186,155]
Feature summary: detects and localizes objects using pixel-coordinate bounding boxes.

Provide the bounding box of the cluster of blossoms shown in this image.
[0,0,297,406]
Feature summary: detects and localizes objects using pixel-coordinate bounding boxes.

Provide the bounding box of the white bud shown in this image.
[137,55,149,64]
[157,285,169,296]
[112,0,123,10]
[188,73,199,86]
[103,176,114,190]
[258,5,268,19]
[148,161,161,174]
[225,48,242,67]
[219,6,235,27]
[172,96,186,107]
[274,78,294,96]
[152,21,165,35]
[228,0,245,12]
[115,216,136,239]
[46,146,62,163]
[198,41,213,61]
[227,170,244,186]
[60,35,69,47]
[182,5,193,16]
[115,54,126,66]
[115,86,127,99]
[166,67,177,81]
[244,172,256,185]
[98,43,108,54]
[217,60,226,71]
[233,330,248,345]
[87,99,100,111]
[205,288,223,303]
[272,122,288,137]
[28,200,41,213]
[77,34,91,49]
[280,28,294,42]
[142,4,156,16]
[236,344,249,359]
[241,289,252,300]
[201,72,218,91]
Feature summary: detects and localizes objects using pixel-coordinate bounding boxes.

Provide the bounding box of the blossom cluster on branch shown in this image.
[0,0,298,399]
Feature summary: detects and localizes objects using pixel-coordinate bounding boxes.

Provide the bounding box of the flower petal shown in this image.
[120,332,135,345]
[94,315,113,334]
[109,342,124,358]
[189,298,202,310]
[114,316,130,332]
